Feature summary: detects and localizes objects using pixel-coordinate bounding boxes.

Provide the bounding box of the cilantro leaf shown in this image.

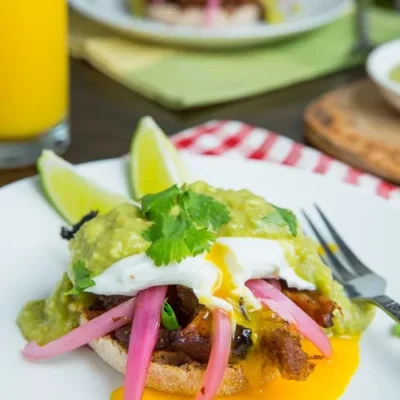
[146,236,191,266]
[184,225,215,256]
[66,260,95,295]
[275,206,297,236]
[181,191,230,230]
[143,213,192,266]
[141,185,180,219]
[262,206,298,237]
[143,213,190,242]
[262,210,287,226]
[141,185,230,266]
[144,214,216,266]
[161,300,179,330]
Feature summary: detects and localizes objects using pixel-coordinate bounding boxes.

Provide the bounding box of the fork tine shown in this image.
[314,205,371,276]
[301,210,355,283]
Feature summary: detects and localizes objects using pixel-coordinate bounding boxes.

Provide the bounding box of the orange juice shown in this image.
[0,1,68,140]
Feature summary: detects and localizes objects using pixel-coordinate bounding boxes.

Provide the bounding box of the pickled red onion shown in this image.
[247,279,333,357]
[205,0,220,27]
[22,298,136,360]
[266,278,282,291]
[196,309,231,400]
[124,286,167,400]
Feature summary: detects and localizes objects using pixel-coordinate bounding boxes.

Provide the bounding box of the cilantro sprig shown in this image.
[66,260,95,295]
[181,190,231,230]
[142,185,181,220]
[262,205,298,237]
[141,185,230,266]
[161,300,179,330]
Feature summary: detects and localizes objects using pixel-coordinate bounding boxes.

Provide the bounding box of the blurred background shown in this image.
[0,0,399,186]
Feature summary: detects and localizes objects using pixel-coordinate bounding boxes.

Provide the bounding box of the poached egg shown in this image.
[86,237,314,317]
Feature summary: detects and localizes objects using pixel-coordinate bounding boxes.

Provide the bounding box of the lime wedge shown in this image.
[130,116,190,200]
[38,150,131,224]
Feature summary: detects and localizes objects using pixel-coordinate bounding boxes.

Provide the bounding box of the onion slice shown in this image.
[124,286,167,400]
[23,298,136,360]
[266,278,282,291]
[247,279,333,357]
[205,0,221,27]
[196,309,232,400]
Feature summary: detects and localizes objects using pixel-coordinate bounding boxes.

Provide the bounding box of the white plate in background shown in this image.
[69,0,351,49]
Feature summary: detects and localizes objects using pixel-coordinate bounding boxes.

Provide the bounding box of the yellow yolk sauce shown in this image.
[206,243,236,303]
[204,243,288,343]
[259,336,360,399]
[111,336,360,400]
[204,243,262,333]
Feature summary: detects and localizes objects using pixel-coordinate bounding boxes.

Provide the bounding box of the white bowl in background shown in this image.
[367,40,400,112]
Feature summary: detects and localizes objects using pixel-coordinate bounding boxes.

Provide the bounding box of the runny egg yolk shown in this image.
[205,243,255,329]
[206,243,237,304]
[204,243,274,338]
[111,336,360,400]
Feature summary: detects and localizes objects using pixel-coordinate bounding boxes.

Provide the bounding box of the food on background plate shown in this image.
[129,0,300,28]
[18,118,374,400]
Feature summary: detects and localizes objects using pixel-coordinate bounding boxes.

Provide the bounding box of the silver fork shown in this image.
[301,205,400,323]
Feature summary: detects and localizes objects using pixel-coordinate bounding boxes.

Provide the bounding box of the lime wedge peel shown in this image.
[38,150,134,224]
[38,116,191,224]
[130,116,191,200]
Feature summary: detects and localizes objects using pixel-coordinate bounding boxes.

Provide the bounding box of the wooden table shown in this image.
[0,59,366,187]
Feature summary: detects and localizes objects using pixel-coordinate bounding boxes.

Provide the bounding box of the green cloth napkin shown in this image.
[69,7,400,110]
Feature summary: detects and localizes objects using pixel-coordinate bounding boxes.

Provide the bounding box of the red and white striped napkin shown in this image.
[171,120,400,208]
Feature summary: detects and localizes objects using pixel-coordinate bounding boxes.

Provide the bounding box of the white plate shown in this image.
[69,0,351,49]
[1,154,400,399]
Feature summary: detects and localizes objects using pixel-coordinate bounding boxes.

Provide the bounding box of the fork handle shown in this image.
[371,295,400,324]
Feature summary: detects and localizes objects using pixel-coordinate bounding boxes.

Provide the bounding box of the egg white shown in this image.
[86,237,314,313]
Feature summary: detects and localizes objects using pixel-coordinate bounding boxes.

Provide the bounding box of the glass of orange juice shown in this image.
[0,1,69,168]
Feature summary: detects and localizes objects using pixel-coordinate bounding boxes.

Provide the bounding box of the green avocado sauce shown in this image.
[69,203,152,278]
[390,65,400,84]
[18,181,374,343]
[17,273,93,345]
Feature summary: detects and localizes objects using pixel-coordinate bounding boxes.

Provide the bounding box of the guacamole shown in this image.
[390,65,400,84]
[18,181,374,343]
[69,203,151,278]
[17,273,93,345]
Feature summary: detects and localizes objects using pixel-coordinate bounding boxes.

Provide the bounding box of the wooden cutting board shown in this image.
[304,79,400,183]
